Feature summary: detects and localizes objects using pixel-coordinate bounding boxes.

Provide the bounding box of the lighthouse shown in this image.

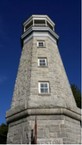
[6,15,81,144]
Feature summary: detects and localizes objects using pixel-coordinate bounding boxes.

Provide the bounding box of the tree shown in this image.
[0,123,8,144]
[71,84,81,108]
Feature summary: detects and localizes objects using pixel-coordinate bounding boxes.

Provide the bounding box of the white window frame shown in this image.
[38,82,49,94]
[37,41,46,48]
[38,58,47,67]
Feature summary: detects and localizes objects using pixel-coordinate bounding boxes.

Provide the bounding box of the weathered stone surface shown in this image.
[6,15,81,144]
[7,117,31,144]
[37,138,63,144]
[11,30,77,110]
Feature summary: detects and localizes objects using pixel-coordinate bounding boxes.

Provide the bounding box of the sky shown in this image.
[0,0,81,124]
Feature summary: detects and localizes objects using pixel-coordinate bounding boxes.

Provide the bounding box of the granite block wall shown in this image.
[7,114,81,144]
[6,15,81,144]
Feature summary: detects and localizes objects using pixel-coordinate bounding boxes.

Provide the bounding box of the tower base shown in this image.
[6,107,81,144]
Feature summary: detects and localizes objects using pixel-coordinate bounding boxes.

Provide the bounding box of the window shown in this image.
[24,21,33,31]
[39,42,44,47]
[38,58,47,67]
[47,21,53,30]
[38,82,49,94]
[37,41,46,47]
[34,20,45,25]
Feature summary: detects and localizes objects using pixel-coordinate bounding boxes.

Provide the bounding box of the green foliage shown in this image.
[71,84,81,108]
[0,123,8,144]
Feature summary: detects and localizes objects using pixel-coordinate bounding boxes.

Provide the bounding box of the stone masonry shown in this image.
[6,15,81,144]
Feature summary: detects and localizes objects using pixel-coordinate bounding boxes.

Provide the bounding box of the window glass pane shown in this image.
[41,88,44,92]
[34,20,45,24]
[25,21,33,31]
[44,88,48,93]
[39,82,49,93]
[40,63,45,66]
[37,41,45,47]
[39,42,43,47]
[41,84,44,87]
[39,58,46,66]
[44,84,47,87]
[47,21,53,30]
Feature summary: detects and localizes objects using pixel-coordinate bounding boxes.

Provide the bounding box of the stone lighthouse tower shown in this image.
[6,15,81,144]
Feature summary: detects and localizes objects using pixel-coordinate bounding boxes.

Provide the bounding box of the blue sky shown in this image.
[0,0,81,124]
